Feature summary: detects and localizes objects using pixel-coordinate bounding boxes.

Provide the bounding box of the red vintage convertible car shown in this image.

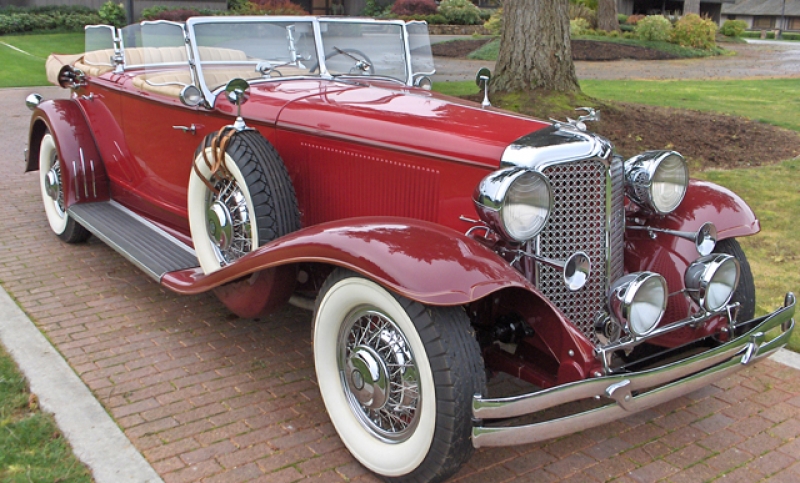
[26,16,795,483]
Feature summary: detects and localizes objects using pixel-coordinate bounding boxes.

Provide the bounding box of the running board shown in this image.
[68,201,198,281]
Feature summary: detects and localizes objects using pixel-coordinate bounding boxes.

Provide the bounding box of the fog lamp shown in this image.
[685,254,740,312]
[608,272,667,337]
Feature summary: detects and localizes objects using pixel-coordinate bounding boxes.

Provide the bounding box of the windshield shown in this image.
[190,19,317,91]
[319,20,407,81]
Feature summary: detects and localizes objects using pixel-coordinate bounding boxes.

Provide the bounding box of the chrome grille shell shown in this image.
[501,125,622,345]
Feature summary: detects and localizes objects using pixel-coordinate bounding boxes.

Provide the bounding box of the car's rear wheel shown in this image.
[313,269,485,483]
[716,238,756,321]
[38,132,90,243]
[188,128,300,274]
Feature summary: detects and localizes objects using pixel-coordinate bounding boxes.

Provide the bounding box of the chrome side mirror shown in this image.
[475,67,491,108]
[179,85,204,107]
[414,75,432,90]
[225,78,250,131]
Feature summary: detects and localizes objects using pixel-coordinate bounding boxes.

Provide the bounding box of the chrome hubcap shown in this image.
[206,200,233,251]
[44,165,60,201]
[338,309,421,442]
[205,176,253,265]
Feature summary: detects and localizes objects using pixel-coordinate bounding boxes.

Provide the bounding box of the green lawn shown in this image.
[581,78,800,132]
[0,33,85,87]
[0,346,92,482]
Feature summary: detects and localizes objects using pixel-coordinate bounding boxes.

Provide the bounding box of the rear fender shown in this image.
[27,99,109,206]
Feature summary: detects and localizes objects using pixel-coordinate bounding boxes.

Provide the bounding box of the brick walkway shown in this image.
[2,87,799,483]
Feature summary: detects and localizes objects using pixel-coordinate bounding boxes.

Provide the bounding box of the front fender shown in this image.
[658,179,759,239]
[162,217,537,306]
[27,99,109,206]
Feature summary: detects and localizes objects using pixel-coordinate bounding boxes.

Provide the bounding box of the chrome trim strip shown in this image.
[472,294,795,447]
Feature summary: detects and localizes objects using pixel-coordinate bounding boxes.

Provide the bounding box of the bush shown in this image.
[236,0,307,15]
[626,14,645,25]
[98,1,126,27]
[0,11,102,35]
[141,8,200,21]
[437,0,482,26]
[478,8,492,21]
[396,13,447,24]
[484,7,502,36]
[362,0,390,17]
[391,0,437,16]
[570,18,591,37]
[227,0,249,10]
[720,19,747,37]
[569,2,596,28]
[670,13,716,49]
[635,15,672,42]
[617,13,628,24]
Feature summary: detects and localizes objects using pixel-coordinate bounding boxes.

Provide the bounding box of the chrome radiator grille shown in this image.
[536,157,625,344]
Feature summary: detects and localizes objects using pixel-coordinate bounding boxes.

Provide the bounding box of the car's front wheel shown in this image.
[313,269,485,483]
[38,132,90,243]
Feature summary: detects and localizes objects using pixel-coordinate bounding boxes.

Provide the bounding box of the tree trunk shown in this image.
[492,0,579,94]
[683,0,701,15]
[597,0,620,31]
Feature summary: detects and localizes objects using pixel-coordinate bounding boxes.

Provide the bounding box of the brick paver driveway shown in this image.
[2,86,799,483]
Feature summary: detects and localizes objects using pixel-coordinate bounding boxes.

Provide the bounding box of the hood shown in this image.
[271,80,551,169]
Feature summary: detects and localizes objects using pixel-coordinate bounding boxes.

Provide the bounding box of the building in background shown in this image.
[721,0,800,31]
[617,0,734,23]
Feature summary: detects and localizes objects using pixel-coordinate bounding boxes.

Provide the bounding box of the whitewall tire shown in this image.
[188,129,299,274]
[313,269,485,483]
[38,133,90,243]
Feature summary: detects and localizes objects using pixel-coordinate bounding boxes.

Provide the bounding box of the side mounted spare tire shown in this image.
[188,127,300,274]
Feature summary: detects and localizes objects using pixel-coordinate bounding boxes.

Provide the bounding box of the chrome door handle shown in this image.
[172,124,197,135]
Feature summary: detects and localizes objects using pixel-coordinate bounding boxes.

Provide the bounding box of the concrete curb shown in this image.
[0,285,164,483]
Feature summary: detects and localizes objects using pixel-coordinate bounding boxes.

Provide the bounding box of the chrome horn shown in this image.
[628,222,717,256]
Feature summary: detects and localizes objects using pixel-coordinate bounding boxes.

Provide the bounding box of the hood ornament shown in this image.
[551,107,601,132]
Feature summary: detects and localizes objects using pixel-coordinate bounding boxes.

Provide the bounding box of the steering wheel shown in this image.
[309,47,375,76]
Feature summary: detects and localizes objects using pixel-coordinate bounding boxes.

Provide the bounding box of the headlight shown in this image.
[685,254,740,312]
[608,272,667,337]
[474,168,552,242]
[625,151,689,215]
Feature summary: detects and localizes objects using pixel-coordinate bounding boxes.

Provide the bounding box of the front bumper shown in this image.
[472,293,796,448]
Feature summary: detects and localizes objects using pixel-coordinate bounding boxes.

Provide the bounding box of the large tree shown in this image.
[491,0,579,93]
[683,0,701,15]
[597,0,620,31]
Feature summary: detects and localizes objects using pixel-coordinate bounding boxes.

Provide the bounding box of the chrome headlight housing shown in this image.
[625,151,689,215]
[608,272,668,337]
[685,254,740,312]
[473,168,553,242]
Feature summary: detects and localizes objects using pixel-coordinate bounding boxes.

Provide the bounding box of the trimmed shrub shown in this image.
[569,2,597,28]
[626,14,645,25]
[99,1,126,27]
[484,7,502,36]
[437,0,482,26]
[142,8,200,21]
[670,13,716,49]
[397,13,447,24]
[635,15,672,42]
[391,0,437,16]
[478,8,492,21]
[0,11,102,35]
[617,13,628,24]
[570,18,591,37]
[720,19,747,37]
[237,0,307,15]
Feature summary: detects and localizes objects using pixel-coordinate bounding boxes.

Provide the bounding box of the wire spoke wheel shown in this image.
[339,308,421,442]
[205,175,254,264]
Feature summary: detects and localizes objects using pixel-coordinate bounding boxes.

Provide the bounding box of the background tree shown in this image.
[684,0,700,15]
[596,0,620,31]
[492,0,579,93]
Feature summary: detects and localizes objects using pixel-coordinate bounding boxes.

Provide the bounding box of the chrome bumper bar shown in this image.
[472,293,796,448]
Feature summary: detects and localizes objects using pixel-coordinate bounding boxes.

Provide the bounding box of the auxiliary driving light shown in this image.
[685,254,740,312]
[624,151,689,215]
[608,272,668,337]
[474,168,553,242]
